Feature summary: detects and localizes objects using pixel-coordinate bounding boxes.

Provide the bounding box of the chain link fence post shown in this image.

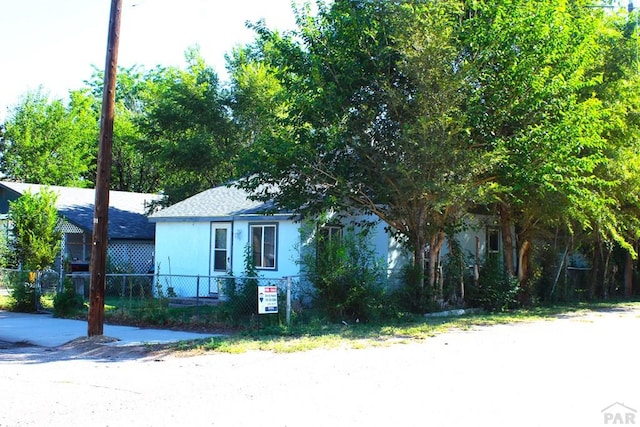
[196,275,200,319]
[286,276,291,327]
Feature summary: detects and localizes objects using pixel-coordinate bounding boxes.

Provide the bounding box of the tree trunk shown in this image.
[446,232,464,303]
[602,244,612,299]
[428,231,446,299]
[498,203,515,278]
[517,239,532,305]
[589,235,601,300]
[429,231,446,300]
[412,209,428,290]
[624,249,633,298]
[473,236,480,288]
[414,237,426,290]
[550,245,569,299]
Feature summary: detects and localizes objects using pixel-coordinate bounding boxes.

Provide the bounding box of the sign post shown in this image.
[258,285,278,314]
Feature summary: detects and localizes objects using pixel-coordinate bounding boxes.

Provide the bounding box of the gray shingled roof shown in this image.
[149,184,288,222]
[0,181,162,240]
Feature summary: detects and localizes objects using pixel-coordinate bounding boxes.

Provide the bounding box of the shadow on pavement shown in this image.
[0,337,174,364]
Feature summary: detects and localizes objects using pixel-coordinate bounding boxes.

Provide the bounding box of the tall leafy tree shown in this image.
[232,1,489,292]
[227,47,290,176]
[0,89,96,186]
[8,188,61,271]
[84,65,161,193]
[585,8,640,298]
[138,47,239,204]
[460,0,618,301]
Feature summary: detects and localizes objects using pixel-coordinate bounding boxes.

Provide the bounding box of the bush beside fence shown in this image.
[0,268,60,312]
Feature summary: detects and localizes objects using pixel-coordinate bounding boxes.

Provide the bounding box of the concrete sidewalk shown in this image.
[0,310,219,347]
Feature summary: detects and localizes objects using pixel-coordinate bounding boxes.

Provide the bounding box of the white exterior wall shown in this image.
[369,220,390,264]
[366,219,409,272]
[355,214,501,283]
[456,214,499,261]
[154,218,302,280]
[229,219,301,278]
[367,219,410,289]
[340,215,411,289]
[153,221,212,276]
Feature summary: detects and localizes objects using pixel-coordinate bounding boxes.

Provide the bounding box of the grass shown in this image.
[3,289,638,355]
[0,294,10,310]
[170,300,640,355]
[0,291,54,311]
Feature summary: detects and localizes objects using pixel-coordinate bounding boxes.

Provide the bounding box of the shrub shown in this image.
[222,246,261,324]
[390,263,437,314]
[106,259,152,298]
[467,254,519,312]
[8,188,61,271]
[5,188,61,313]
[302,226,386,322]
[53,279,85,317]
[441,237,469,305]
[9,279,38,313]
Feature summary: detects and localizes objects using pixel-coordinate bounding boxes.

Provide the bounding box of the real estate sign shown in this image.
[258,285,278,314]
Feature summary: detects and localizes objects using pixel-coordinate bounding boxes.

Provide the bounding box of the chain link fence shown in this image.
[1,268,307,327]
[0,268,61,312]
[0,269,25,298]
[65,273,305,327]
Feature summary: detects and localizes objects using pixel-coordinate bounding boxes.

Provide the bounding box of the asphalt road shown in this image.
[0,307,638,427]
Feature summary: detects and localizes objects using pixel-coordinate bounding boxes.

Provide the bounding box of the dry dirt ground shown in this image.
[0,307,638,427]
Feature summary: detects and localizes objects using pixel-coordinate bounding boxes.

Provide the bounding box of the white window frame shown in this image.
[250,223,278,270]
[487,226,500,255]
[320,225,343,243]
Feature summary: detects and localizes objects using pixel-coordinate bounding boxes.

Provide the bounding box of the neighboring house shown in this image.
[0,181,162,276]
[149,182,501,298]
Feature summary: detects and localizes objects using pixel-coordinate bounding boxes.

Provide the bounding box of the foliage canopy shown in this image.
[8,188,62,271]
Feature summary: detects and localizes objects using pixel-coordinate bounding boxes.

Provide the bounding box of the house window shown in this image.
[251,224,277,269]
[317,224,343,261]
[487,227,500,255]
[213,227,228,272]
[319,225,342,243]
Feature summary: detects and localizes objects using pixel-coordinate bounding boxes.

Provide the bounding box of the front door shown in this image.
[210,222,232,296]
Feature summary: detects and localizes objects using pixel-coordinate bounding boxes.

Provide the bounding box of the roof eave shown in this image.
[149,213,299,223]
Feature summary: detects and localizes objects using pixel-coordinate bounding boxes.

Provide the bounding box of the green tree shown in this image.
[460,0,618,302]
[8,188,61,271]
[138,47,239,204]
[227,47,290,178]
[232,1,488,293]
[0,89,96,186]
[582,7,640,298]
[84,65,161,193]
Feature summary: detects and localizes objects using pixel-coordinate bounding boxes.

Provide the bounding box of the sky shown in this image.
[0,0,302,122]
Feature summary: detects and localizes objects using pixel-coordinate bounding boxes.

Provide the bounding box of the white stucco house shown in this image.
[148,184,302,284]
[148,182,501,299]
[148,183,403,297]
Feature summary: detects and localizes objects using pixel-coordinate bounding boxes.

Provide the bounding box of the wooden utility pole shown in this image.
[88,0,122,337]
